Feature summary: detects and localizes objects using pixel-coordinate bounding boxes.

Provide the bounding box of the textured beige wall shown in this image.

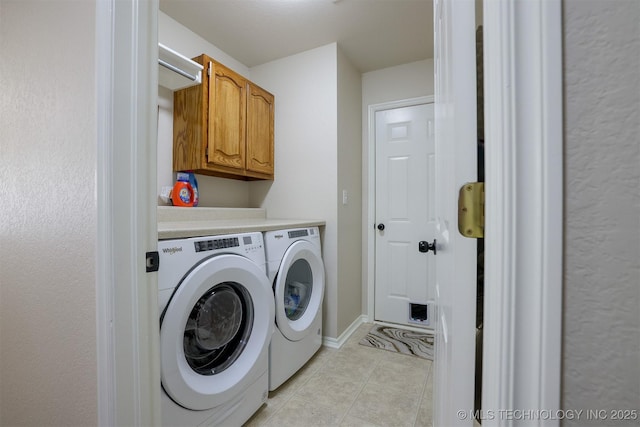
[563,0,640,421]
[337,47,363,336]
[0,1,98,425]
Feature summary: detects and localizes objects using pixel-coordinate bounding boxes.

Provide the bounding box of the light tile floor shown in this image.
[244,323,433,427]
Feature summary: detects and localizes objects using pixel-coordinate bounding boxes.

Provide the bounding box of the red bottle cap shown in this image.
[171,181,194,207]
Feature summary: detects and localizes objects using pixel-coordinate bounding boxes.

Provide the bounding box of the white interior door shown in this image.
[374,102,436,328]
[432,0,478,425]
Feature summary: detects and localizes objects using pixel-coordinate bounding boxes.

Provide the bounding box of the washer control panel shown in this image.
[194,237,239,252]
[242,235,264,254]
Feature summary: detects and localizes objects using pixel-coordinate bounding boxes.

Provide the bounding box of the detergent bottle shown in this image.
[171,172,195,207]
[187,171,199,207]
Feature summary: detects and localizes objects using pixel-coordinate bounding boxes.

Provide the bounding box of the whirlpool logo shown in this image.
[162,246,183,255]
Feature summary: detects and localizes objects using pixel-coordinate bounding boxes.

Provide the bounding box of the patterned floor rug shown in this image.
[359,324,434,360]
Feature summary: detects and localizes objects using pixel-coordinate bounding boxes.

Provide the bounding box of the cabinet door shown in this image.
[246,82,274,178]
[173,54,209,173]
[208,61,246,171]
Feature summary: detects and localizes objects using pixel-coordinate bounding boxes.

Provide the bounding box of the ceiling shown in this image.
[159,0,433,73]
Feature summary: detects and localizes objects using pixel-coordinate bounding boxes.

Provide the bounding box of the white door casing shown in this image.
[96,0,161,425]
[374,101,436,327]
[100,0,564,423]
[432,0,478,425]
[481,0,564,424]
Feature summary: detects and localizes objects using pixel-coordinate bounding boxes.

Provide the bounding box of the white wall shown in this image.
[249,44,340,338]
[336,47,364,335]
[361,59,434,317]
[158,11,252,207]
[563,0,640,419]
[0,1,98,425]
[362,59,434,107]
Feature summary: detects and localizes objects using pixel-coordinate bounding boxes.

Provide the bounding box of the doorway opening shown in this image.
[371,98,436,331]
[474,22,485,422]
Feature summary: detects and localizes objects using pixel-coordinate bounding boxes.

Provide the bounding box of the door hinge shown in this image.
[146,251,159,273]
[458,182,485,238]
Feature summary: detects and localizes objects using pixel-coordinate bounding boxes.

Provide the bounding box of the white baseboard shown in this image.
[322,315,367,349]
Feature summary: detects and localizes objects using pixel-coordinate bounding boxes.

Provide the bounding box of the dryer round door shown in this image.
[273,240,325,341]
[160,254,274,411]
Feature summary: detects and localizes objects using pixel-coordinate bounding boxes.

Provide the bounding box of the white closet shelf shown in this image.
[158,43,203,91]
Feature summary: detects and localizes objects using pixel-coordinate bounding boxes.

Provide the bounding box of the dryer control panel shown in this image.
[288,229,309,238]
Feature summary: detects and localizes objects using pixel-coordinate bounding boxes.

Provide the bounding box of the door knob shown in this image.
[419,239,437,255]
[377,223,385,231]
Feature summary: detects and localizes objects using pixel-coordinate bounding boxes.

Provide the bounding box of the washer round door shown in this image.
[273,240,325,341]
[160,254,274,411]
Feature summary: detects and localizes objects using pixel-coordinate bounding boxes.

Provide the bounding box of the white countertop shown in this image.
[157,206,325,239]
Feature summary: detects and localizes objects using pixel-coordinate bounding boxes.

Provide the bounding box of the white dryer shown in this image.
[263,227,325,391]
[157,232,274,427]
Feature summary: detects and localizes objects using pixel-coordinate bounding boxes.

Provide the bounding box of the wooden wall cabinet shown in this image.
[173,54,274,180]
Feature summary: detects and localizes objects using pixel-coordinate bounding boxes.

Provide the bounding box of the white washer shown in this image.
[157,232,274,427]
[263,227,325,391]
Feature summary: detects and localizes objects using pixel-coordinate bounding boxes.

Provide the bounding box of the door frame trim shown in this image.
[365,95,434,324]
[482,0,563,422]
[101,0,564,421]
[96,0,160,425]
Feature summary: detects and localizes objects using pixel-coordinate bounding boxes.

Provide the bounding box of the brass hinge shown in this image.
[458,182,485,238]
